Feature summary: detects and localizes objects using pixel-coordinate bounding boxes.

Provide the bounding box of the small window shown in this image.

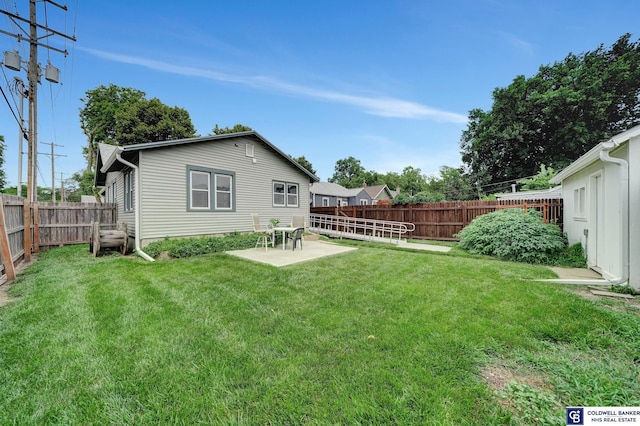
[190,170,211,210]
[573,187,585,218]
[215,173,232,210]
[273,182,286,206]
[322,197,330,207]
[287,183,299,207]
[124,170,134,212]
[360,199,368,205]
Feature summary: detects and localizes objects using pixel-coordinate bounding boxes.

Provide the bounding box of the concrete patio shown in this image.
[227,240,358,267]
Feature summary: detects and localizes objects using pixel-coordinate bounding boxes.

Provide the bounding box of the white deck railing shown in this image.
[309,213,415,244]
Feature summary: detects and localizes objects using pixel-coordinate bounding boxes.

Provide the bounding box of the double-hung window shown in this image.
[188,166,235,211]
[124,171,134,211]
[215,173,232,210]
[273,181,299,207]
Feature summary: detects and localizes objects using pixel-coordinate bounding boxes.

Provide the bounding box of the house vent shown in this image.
[245,143,254,157]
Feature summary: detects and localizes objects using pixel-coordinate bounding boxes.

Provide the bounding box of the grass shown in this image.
[1,244,639,424]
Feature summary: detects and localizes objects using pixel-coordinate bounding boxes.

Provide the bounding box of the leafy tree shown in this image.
[114,98,196,146]
[0,135,6,191]
[211,124,253,135]
[398,166,427,195]
[461,33,640,190]
[79,84,146,171]
[291,155,317,176]
[428,166,476,201]
[329,156,366,188]
[517,164,558,191]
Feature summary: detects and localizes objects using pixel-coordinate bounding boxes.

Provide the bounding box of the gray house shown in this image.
[310,182,394,206]
[95,131,318,252]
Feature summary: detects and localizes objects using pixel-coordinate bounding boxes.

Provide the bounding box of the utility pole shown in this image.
[40,142,65,201]
[1,1,76,202]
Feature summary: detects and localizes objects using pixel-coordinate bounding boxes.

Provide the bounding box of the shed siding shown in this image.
[628,136,640,289]
[138,137,310,245]
[561,148,625,280]
[106,170,136,235]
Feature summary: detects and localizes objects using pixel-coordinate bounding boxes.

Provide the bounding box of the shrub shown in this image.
[144,232,258,259]
[455,208,567,264]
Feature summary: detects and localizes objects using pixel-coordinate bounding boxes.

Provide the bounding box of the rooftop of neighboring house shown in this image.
[310,182,363,197]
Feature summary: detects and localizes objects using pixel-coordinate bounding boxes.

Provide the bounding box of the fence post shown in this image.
[0,195,16,281]
[23,199,31,263]
[33,203,40,253]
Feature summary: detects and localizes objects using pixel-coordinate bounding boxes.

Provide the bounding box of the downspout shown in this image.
[115,153,155,262]
[599,140,629,285]
[542,139,629,286]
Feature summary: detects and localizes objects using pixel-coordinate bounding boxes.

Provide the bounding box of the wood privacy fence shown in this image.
[0,194,117,283]
[311,199,563,241]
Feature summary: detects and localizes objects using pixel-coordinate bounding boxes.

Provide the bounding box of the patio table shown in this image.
[273,226,298,250]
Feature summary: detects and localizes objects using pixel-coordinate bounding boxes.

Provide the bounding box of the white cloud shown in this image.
[80,47,468,124]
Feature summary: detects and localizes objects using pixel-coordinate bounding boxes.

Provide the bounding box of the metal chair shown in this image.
[287,227,304,251]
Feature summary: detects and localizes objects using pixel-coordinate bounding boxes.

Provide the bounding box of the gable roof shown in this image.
[94,131,319,186]
[550,125,640,184]
[363,184,391,199]
[310,181,362,198]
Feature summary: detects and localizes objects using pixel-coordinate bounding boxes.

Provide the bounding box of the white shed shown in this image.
[550,125,640,290]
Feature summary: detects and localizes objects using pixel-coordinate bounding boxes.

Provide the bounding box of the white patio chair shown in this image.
[252,213,273,251]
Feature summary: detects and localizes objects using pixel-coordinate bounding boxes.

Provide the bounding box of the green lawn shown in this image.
[1,244,639,425]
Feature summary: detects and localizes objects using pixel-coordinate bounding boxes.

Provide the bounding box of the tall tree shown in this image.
[79,84,146,171]
[329,157,366,188]
[398,166,427,195]
[211,124,253,135]
[114,98,196,146]
[427,166,476,201]
[291,155,317,176]
[461,33,640,191]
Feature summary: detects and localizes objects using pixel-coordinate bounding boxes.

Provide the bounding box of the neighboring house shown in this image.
[310,182,394,206]
[495,186,562,201]
[362,184,394,205]
[310,182,357,207]
[550,125,640,290]
[94,131,318,249]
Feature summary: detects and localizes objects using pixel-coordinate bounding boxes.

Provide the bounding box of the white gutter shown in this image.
[543,138,629,286]
[115,153,155,262]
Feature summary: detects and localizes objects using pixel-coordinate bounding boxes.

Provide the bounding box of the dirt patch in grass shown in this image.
[481,363,549,394]
[481,361,555,418]
[0,282,17,308]
[567,287,640,314]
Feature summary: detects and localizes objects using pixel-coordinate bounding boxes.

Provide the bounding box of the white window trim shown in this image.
[124,170,134,212]
[190,170,211,210]
[215,173,233,210]
[187,165,236,212]
[273,181,300,207]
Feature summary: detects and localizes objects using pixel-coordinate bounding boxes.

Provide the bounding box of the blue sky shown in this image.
[1,1,638,189]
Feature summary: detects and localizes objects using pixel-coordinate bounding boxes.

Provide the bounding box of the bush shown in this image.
[144,232,258,259]
[455,208,567,264]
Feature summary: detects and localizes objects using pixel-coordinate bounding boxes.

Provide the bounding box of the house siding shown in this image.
[106,170,136,235]
[138,136,311,246]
